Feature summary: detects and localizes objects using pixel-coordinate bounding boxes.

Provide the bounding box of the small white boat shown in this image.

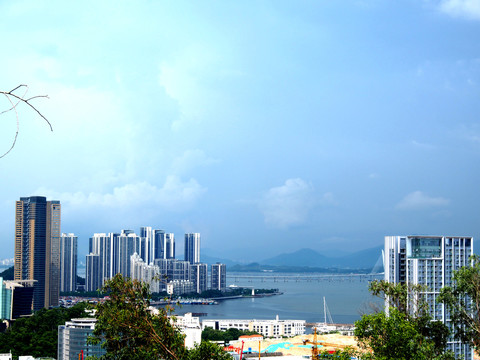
[315,297,337,333]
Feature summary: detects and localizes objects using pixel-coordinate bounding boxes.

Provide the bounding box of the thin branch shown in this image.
[0,93,19,159]
[0,85,52,159]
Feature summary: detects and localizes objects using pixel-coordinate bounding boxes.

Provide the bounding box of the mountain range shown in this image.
[203,245,384,271]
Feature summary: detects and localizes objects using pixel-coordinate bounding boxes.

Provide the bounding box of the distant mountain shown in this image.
[201,253,239,267]
[262,248,333,267]
[261,246,383,270]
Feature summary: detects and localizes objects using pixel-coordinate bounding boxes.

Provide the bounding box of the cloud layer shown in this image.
[258,178,315,229]
[396,191,450,210]
[439,0,480,20]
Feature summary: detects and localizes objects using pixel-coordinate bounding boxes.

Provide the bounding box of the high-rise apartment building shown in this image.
[85,253,100,292]
[14,196,61,310]
[385,235,473,360]
[190,263,208,294]
[165,233,175,259]
[184,233,200,264]
[211,263,226,291]
[116,230,138,277]
[153,231,175,260]
[60,233,77,292]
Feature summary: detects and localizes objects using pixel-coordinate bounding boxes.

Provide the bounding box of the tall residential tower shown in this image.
[60,233,77,292]
[14,196,61,310]
[184,233,200,264]
[385,235,473,360]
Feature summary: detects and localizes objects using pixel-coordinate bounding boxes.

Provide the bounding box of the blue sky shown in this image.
[1,1,480,262]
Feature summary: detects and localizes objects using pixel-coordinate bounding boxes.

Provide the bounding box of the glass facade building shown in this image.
[184,233,200,264]
[60,233,77,292]
[385,235,474,360]
[14,196,61,310]
[58,318,106,360]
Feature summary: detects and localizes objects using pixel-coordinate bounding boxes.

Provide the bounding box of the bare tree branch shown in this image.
[0,84,52,159]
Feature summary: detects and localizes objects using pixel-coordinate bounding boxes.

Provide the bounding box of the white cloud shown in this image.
[439,0,480,20]
[411,140,435,150]
[258,178,315,229]
[36,176,206,213]
[171,149,218,176]
[396,191,450,210]
[158,45,223,131]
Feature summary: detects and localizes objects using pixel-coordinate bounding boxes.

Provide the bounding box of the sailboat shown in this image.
[315,297,336,333]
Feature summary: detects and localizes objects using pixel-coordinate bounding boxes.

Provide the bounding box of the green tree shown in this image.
[355,308,451,360]
[0,302,89,359]
[353,280,453,360]
[186,341,232,360]
[201,327,259,342]
[439,255,480,355]
[89,273,233,360]
[89,273,186,360]
[317,347,359,359]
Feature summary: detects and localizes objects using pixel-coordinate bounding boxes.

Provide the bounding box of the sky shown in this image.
[1,0,480,263]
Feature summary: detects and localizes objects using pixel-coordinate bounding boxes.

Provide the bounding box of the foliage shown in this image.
[353,280,453,360]
[186,341,233,360]
[355,308,453,360]
[201,327,259,342]
[0,302,90,359]
[89,273,186,360]
[317,347,359,359]
[439,255,480,354]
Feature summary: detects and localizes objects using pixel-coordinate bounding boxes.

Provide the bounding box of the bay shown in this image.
[174,272,383,325]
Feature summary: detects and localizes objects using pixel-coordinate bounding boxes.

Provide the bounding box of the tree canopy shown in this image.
[439,255,480,355]
[89,273,232,360]
[0,302,89,359]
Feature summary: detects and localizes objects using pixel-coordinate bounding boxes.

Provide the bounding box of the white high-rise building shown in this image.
[116,230,138,277]
[211,263,226,291]
[385,235,473,360]
[130,253,161,293]
[89,233,115,285]
[184,233,200,264]
[60,233,77,292]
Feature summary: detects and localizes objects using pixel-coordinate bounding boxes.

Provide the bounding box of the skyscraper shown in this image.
[60,233,77,292]
[190,263,208,294]
[165,233,175,259]
[85,253,100,292]
[14,196,61,310]
[211,263,226,291]
[385,235,473,360]
[184,233,200,264]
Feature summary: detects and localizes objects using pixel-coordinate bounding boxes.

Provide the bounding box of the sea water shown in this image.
[174,272,383,324]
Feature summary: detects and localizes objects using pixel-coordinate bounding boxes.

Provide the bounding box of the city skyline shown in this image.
[1,2,480,261]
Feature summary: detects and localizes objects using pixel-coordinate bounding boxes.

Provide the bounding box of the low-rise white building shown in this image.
[202,315,305,338]
[171,313,202,349]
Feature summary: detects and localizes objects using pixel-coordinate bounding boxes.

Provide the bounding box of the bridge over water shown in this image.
[227,272,383,283]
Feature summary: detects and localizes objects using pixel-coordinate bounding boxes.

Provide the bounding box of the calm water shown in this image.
[174,272,382,324]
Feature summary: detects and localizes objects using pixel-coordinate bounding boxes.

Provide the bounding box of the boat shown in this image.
[315,297,337,333]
